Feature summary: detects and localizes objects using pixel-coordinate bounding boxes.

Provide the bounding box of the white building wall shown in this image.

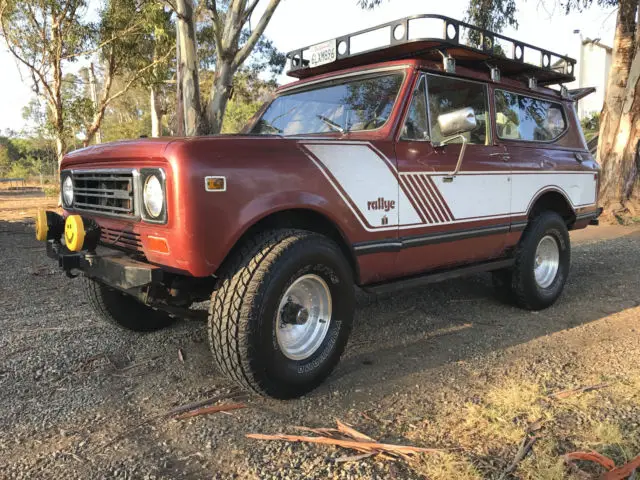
[577,42,611,119]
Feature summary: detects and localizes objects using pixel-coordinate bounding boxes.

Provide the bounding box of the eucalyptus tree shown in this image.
[465,0,639,219]
[167,0,283,135]
[0,0,92,166]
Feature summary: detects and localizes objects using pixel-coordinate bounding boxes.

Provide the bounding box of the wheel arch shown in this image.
[526,188,577,227]
[219,207,360,284]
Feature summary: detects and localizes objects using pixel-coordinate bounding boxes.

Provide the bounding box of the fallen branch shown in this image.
[564,451,640,479]
[98,391,245,450]
[336,419,376,442]
[564,451,615,471]
[242,420,443,458]
[598,456,640,480]
[498,435,538,480]
[174,403,246,420]
[548,383,609,399]
[166,390,244,417]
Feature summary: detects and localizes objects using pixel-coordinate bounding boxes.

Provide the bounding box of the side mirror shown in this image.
[437,107,477,138]
[433,107,477,181]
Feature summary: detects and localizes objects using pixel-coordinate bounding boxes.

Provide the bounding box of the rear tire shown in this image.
[82,277,175,332]
[207,229,355,399]
[492,211,570,310]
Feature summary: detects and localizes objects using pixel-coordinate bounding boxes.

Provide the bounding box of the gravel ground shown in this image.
[0,218,639,479]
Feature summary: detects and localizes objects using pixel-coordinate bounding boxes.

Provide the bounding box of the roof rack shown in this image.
[286,14,576,86]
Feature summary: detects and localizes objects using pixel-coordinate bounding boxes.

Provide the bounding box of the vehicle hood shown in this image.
[61,138,179,169]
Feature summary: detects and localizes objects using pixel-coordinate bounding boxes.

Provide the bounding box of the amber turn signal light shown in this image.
[147,235,170,254]
[205,176,226,192]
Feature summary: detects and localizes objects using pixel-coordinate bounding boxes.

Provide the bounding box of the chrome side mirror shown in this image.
[438,107,477,138]
[434,107,477,180]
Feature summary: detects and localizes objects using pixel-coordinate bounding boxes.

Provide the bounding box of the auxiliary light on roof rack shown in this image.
[286,14,576,87]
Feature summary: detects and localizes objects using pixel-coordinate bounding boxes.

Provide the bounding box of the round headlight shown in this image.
[62,176,74,206]
[143,174,164,218]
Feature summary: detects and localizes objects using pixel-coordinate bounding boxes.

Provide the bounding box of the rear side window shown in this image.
[495,90,567,142]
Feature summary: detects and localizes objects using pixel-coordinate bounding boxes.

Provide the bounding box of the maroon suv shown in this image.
[36,15,600,398]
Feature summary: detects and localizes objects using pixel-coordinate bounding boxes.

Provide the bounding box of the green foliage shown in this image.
[100,83,153,141]
[357,0,387,9]
[558,0,619,13]
[465,0,518,34]
[0,135,58,179]
[581,111,600,132]
[0,145,10,176]
[581,111,600,141]
[206,69,277,133]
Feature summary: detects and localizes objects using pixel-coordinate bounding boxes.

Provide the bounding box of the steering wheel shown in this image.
[362,116,387,130]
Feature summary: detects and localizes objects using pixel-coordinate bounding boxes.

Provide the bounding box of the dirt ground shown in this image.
[1,198,639,479]
[0,193,58,222]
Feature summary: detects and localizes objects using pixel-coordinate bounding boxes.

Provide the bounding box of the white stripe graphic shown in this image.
[302,143,422,230]
[401,176,434,223]
[416,175,449,222]
[301,140,597,233]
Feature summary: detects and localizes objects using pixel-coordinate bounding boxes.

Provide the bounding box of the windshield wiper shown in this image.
[316,115,345,134]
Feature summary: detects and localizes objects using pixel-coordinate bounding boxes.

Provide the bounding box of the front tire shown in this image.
[492,211,570,310]
[82,277,175,332]
[208,230,355,399]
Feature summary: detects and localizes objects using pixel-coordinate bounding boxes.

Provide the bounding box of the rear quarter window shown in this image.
[495,90,567,142]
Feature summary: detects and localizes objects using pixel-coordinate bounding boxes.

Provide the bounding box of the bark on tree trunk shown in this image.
[150,85,163,137]
[55,135,65,174]
[175,0,207,136]
[88,64,102,144]
[208,59,235,134]
[596,0,639,219]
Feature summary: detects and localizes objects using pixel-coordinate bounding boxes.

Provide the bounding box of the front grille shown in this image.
[71,170,136,218]
[100,226,143,253]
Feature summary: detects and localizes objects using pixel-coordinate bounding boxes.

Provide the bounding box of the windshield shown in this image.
[252,72,405,136]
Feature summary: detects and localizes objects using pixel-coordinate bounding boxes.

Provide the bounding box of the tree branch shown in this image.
[205,1,224,55]
[232,0,281,69]
[242,0,260,24]
[0,22,55,103]
[60,20,145,60]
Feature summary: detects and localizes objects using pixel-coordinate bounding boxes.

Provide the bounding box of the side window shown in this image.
[495,90,567,142]
[401,76,429,141]
[426,75,489,145]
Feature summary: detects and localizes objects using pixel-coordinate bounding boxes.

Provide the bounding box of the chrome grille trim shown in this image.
[65,169,140,219]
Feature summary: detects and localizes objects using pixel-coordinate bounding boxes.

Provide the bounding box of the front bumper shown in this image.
[46,240,163,290]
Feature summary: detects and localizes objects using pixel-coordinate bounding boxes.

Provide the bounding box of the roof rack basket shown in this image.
[286,14,576,86]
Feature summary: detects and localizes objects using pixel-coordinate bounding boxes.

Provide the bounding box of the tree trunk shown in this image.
[208,59,235,134]
[597,0,639,219]
[55,135,65,174]
[88,64,102,144]
[175,31,185,136]
[175,0,207,136]
[150,85,163,137]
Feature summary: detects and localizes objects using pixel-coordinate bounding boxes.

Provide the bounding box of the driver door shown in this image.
[393,73,511,278]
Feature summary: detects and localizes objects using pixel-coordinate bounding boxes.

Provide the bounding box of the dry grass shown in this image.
[404,367,640,479]
[410,452,482,480]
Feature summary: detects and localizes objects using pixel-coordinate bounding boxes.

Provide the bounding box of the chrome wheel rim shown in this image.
[534,235,560,288]
[276,274,332,361]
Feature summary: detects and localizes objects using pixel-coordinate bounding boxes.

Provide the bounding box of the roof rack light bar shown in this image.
[286,14,576,86]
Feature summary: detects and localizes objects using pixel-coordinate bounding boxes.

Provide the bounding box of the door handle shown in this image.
[490,152,510,162]
[574,152,584,163]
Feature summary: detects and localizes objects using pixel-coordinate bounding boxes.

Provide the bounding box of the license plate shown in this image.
[309,39,337,68]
